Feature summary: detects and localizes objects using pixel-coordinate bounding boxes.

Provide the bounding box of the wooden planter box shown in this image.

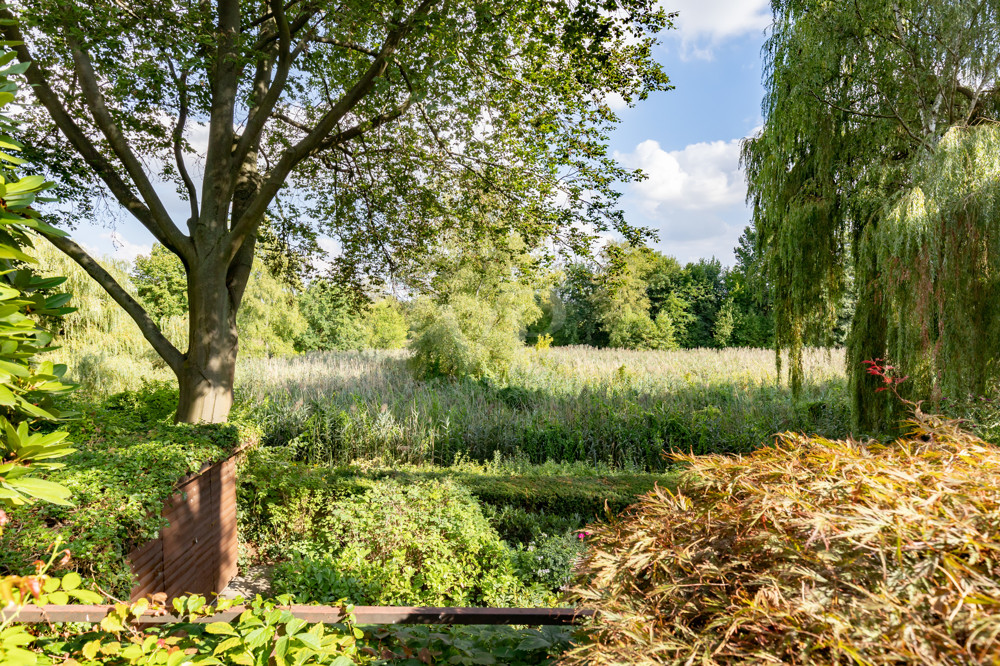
[127,454,239,601]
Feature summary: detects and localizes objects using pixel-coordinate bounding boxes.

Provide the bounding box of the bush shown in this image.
[564,411,1000,665]
[369,625,574,665]
[269,479,540,607]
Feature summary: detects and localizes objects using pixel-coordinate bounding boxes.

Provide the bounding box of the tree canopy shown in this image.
[7,0,672,421]
[742,0,1000,426]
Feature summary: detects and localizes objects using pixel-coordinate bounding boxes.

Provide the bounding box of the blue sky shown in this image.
[609,0,770,266]
[73,0,771,268]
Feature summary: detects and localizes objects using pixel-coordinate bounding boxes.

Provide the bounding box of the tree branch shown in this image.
[227,0,438,258]
[0,10,196,262]
[65,36,192,259]
[199,0,242,237]
[232,0,295,180]
[309,36,379,58]
[166,60,200,225]
[40,232,184,373]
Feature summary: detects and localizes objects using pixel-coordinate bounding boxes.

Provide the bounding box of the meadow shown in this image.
[232,346,850,470]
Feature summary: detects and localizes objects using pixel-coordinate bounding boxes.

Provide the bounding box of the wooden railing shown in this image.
[2,604,593,626]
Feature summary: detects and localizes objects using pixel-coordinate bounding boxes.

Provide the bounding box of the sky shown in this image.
[73,0,771,268]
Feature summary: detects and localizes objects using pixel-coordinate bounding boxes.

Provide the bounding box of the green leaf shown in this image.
[212,637,243,655]
[60,572,82,591]
[7,477,73,506]
[205,622,238,636]
[68,589,103,604]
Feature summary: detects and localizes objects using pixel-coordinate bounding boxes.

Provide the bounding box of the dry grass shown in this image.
[563,410,1000,665]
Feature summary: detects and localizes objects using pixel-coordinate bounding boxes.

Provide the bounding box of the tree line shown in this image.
[120,229,778,372]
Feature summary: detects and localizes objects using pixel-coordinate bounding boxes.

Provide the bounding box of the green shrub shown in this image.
[270,479,541,607]
[510,531,587,591]
[103,380,177,423]
[480,504,586,544]
[368,624,574,665]
[565,412,1000,665]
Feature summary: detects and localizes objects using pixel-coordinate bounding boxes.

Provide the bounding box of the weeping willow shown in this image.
[864,127,1000,402]
[744,0,1000,430]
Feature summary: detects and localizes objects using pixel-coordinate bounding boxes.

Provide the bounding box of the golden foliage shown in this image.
[564,412,1000,665]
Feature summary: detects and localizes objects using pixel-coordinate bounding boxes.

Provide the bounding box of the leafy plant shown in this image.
[0,42,76,511]
[4,585,365,665]
[269,479,541,607]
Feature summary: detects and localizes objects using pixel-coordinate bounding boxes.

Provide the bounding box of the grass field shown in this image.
[232,346,851,471]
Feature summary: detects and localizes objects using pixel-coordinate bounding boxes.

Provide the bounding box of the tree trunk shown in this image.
[174,148,262,424]
[175,259,239,423]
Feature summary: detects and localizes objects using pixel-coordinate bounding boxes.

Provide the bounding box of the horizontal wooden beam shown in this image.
[1,604,595,626]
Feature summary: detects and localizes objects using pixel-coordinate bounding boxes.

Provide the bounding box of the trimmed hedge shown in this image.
[0,394,254,598]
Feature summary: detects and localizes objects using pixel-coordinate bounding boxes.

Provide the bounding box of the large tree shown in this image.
[6,0,670,422]
[742,0,1000,427]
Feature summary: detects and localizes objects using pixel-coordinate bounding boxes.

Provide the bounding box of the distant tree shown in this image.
[408,235,542,380]
[366,299,408,350]
[236,262,306,358]
[295,282,408,352]
[133,244,187,323]
[673,258,725,348]
[554,263,605,347]
[295,280,369,352]
[721,227,774,348]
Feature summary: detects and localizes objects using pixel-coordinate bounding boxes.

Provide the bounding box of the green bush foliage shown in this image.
[239,448,667,607]
[296,280,407,352]
[0,390,250,598]
[565,412,1000,665]
[269,478,537,607]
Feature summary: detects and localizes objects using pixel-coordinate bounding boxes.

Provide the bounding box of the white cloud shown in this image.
[665,0,771,60]
[617,137,746,213]
[603,92,628,111]
[79,231,152,264]
[615,136,752,263]
[104,232,152,262]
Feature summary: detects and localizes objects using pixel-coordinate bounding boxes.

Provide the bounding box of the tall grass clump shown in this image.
[235,346,850,470]
[563,410,1000,665]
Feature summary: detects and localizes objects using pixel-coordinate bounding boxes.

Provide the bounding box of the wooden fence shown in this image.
[2,604,593,626]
